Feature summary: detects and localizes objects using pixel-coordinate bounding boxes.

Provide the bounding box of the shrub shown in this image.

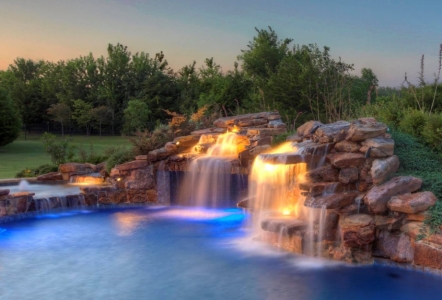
[421,113,442,151]
[76,144,107,164]
[398,109,426,137]
[16,164,58,178]
[41,132,75,165]
[128,125,173,156]
[105,148,134,173]
[272,133,291,146]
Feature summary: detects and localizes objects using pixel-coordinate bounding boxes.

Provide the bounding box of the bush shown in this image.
[105,147,134,173]
[75,144,108,164]
[16,164,58,178]
[128,125,173,156]
[421,113,442,151]
[41,132,76,165]
[398,109,426,137]
[272,132,292,146]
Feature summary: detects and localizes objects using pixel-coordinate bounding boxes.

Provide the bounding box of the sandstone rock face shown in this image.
[346,121,388,142]
[164,142,178,152]
[339,214,375,247]
[37,172,63,181]
[304,191,358,209]
[315,121,351,143]
[370,155,400,185]
[59,163,95,174]
[213,112,280,128]
[414,241,442,269]
[400,222,427,239]
[361,137,395,157]
[364,176,423,214]
[330,153,366,169]
[191,127,226,136]
[373,231,414,263]
[388,191,436,214]
[339,168,359,184]
[297,120,323,137]
[115,160,148,172]
[334,140,361,153]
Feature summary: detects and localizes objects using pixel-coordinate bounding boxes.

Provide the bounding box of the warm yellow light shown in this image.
[282,209,291,215]
[117,178,122,182]
[176,141,180,145]
[231,125,240,133]
[264,163,275,172]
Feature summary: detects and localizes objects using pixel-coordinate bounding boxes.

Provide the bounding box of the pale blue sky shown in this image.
[1,0,441,86]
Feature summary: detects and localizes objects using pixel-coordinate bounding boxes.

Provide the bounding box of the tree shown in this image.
[91,105,112,136]
[0,88,21,147]
[122,99,150,135]
[72,99,93,135]
[47,103,71,136]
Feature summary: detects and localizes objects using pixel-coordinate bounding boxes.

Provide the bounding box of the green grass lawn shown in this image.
[0,134,131,179]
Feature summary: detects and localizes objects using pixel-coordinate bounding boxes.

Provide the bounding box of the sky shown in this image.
[1,0,441,87]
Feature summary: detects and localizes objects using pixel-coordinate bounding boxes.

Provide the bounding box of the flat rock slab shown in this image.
[304,191,358,209]
[247,127,287,137]
[116,160,149,171]
[59,163,94,174]
[261,217,307,235]
[213,112,280,128]
[346,121,388,142]
[191,127,226,136]
[334,140,361,153]
[388,191,436,214]
[260,153,324,165]
[329,152,366,168]
[339,214,375,247]
[315,121,351,143]
[364,176,422,214]
[0,189,10,197]
[37,172,63,181]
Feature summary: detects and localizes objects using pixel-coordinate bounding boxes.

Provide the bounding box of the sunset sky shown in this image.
[1,0,441,87]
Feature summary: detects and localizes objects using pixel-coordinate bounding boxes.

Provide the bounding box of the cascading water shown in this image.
[247,141,330,258]
[178,132,248,207]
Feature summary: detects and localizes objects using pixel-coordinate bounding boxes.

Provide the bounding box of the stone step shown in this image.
[304,191,359,209]
[261,217,308,235]
[259,153,325,165]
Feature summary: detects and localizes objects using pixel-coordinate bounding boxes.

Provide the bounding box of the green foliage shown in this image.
[75,144,107,164]
[72,99,93,135]
[398,109,427,136]
[41,132,75,165]
[15,164,58,178]
[421,113,442,150]
[122,99,151,135]
[47,103,72,136]
[128,124,173,156]
[105,147,134,173]
[0,88,21,147]
[392,130,442,230]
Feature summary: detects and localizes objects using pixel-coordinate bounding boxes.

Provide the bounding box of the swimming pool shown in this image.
[0,207,441,299]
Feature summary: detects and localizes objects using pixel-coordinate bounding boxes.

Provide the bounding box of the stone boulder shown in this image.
[304,191,358,209]
[37,172,63,181]
[329,153,366,169]
[370,155,400,185]
[360,137,395,157]
[388,191,436,214]
[373,230,414,263]
[315,121,350,143]
[58,163,95,180]
[346,121,388,142]
[339,168,359,184]
[296,120,323,137]
[364,176,422,214]
[414,241,442,269]
[334,140,361,153]
[213,112,280,128]
[339,214,375,247]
